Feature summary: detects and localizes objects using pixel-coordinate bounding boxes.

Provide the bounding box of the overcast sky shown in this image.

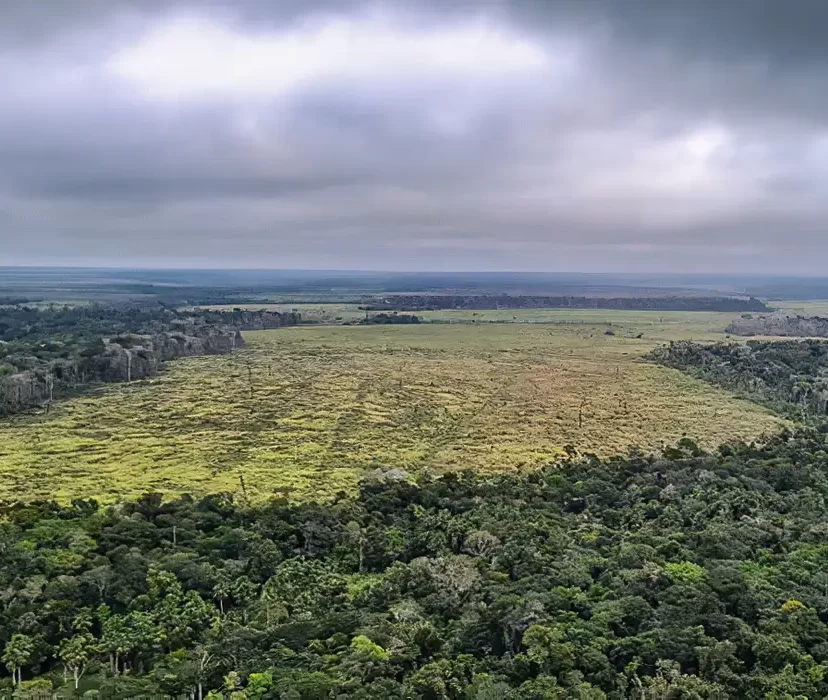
[1,0,827,272]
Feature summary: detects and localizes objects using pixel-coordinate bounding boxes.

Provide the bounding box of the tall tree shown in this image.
[3,633,34,687]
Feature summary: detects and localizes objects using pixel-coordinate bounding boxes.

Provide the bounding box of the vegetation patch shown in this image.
[0,304,299,415]
[4,429,828,697]
[727,313,828,337]
[648,338,828,420]
[360,293,769,312]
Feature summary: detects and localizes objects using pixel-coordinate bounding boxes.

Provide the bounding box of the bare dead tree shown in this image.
[238,473,249,505]
[578,395,588,429]
[45,372,54,413]
[245,358,254,398]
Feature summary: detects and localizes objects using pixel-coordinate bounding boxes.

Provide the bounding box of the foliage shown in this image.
[0,304,299,416]
[648,339,828,420]
[664,562,705,584]
[3,428,828,696]
[359,294,768,312]
[356,313,421,325]
[727,313,828,338]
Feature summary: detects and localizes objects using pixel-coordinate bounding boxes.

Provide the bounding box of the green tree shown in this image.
[60,632,94,690]
[58,609,95,690]
[522,625,576,677]
[3,633,35,687]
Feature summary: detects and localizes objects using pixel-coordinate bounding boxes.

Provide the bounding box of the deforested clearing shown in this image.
[0,319,784,503]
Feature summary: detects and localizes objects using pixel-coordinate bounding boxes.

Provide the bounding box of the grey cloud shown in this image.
[506,0,828,66]
[1,0,827,272]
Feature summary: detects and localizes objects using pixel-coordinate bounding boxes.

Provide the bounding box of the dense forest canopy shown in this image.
[0,305,301,347]
[648,339,828,420]
[4,430,828,698]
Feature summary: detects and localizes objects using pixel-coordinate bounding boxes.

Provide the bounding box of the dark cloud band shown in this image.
[1,0,827,272]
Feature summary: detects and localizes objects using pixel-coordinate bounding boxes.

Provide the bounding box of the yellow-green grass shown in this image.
[768,300,828,316]
[198,303,745,336]
[0,315,785,504]
[419,308,743,336]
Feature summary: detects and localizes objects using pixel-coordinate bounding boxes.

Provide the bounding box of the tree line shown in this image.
[0,305,300,416]
[648,339,828,420]
[355,313,421,325]
[726,314,828,338]
[359,295,769,313]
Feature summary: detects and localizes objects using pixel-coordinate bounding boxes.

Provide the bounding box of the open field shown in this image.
[0,312,785,503]
[769,300,828,316]
[197,303,748,334]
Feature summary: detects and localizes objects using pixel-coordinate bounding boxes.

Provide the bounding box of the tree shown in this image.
[146,569,215,652]
[405,659,471,699]
[59,609,95,689]
[522,624,576,676]
[212,569,234,616]
[194,646,214,700]
[3,633,34,687]
[245,670,274,700]
[261,558,346,618]
[60,633,94,690]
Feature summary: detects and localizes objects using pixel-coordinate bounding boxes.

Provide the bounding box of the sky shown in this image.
[1,0,827,273]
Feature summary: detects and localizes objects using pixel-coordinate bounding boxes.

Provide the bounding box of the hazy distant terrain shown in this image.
[3,267,820,304]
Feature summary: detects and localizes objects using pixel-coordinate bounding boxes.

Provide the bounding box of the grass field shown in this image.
[198,303,749,333]
[0,311,785,504]
[769,300,828,316]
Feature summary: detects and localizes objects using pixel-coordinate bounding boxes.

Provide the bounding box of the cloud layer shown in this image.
[2,0,827,272]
